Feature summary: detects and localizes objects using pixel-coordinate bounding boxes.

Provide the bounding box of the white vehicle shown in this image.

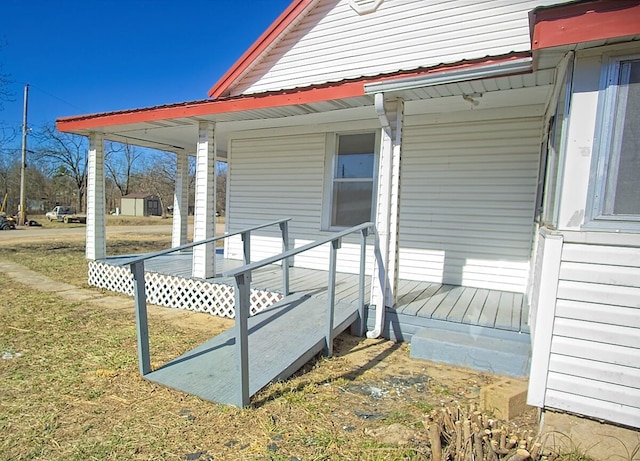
[45,206,74,222]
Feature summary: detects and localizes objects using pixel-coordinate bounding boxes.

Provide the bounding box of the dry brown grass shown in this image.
[0,273,439,459]
[0,230,598,461]
[1,237,172,288]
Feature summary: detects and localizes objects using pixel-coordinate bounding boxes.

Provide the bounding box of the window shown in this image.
[587,55,640,230]
[326,132,377,229]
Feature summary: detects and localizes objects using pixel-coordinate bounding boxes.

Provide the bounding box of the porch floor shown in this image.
[103,252,529,334]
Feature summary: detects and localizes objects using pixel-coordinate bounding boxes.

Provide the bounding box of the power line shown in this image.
[10,80,84,112]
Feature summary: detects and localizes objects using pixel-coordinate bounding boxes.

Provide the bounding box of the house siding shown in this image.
[398,109,542,293]
[529,43,640,429]
[543,238,640,428]
[231,0,557,96]
[226,131,377,274]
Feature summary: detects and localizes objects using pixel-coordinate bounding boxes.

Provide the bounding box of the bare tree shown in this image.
[33,124,87,213]
[139,151,179,217]
[105,141,144,197]
[216,161,227,215]
[0,42,16,153]
[0,153,49,214]
[0,41,13,112]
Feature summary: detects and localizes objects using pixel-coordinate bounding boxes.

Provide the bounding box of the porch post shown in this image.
[192,121,217,279]
[171,148,189,247]
[368,95,404,338]
[388,98,404,306]
[86,132,106,260]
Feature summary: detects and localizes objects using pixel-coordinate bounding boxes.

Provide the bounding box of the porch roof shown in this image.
[55,52,553,152]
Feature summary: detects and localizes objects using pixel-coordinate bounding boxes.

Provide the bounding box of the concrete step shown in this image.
[410,327,531,377]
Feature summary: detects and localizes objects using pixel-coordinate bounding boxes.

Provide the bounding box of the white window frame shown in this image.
[585,52,640,232]
[322,131,379,231]
[538,55,574,229]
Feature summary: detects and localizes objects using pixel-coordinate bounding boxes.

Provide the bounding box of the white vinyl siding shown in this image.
[231,0,557,96]
[528,44,640,429]
[226,132,376,273]
[398,110,542,292]
[545,239,640,428]
[226,133,325,263]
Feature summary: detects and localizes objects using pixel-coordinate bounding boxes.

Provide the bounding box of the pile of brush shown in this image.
[424,406,558,461]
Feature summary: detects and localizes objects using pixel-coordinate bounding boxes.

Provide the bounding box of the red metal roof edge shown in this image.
[530,0,640,50]
[56,52,531,133]
[207,0,316,99]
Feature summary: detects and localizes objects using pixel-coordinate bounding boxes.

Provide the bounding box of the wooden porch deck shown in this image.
[98,251,530,403]
[103,252,529,335]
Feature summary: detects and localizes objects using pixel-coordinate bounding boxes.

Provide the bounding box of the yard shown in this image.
[0,223,592,460]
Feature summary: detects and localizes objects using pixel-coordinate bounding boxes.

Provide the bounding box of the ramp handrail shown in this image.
[125,217,292,385]
[127,218,375,408]
[224,221,374,407]
[120,217,292,269]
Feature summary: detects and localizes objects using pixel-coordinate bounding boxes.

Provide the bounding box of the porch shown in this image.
[88,218,531,406]
[93,251,530,338]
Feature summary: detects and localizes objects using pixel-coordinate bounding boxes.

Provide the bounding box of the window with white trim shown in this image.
[325,132,377,229]
[587,55,640,230]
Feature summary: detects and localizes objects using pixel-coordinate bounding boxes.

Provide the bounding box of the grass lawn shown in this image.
[0,237,430,460]
[0,233,597,460]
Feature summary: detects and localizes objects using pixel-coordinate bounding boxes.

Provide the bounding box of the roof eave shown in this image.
[530,0,640,50]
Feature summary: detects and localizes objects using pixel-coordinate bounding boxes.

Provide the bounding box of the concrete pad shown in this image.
[55,288,107,302]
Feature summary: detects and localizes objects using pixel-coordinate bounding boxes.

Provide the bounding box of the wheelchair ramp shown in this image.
[144,292,359,406]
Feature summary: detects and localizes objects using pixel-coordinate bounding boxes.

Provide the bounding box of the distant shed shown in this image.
[120,193,161,217]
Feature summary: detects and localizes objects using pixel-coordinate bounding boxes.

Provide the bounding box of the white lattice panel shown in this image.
[88,261,134,296]
[88,261,283,318]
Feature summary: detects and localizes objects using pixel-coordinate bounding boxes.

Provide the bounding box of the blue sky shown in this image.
[1,0,292,145]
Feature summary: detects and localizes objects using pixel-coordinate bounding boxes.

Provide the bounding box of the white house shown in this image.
[57,0,639,446]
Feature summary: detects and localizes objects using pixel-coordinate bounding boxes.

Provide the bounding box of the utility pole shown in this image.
[19,84,28,226]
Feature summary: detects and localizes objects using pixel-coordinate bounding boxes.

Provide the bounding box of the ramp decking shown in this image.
[145,292,359,405]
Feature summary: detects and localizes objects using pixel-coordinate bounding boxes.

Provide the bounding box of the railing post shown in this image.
[325,238,341,357]
[279,221,290,296]
[241,231,251,266]
[130,261,151,375]
[352,227,369,337]
[234,271,251,407]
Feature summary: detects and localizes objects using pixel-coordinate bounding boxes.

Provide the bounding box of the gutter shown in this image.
[364,57,533,94]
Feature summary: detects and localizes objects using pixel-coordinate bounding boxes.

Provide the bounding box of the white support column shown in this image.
[527,229,563,408]
[172,149,189,247]
[192,121,217,279]
[368,95,404,338]
[387,98,404,306]
[86,132,106,260]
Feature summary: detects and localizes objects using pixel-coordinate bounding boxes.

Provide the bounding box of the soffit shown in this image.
[60,69,555,153]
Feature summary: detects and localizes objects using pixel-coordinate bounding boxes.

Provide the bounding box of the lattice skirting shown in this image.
[88,261,283,318]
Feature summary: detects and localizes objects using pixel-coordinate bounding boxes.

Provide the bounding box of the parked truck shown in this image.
[0,213,16,230]
[45,206,86,224]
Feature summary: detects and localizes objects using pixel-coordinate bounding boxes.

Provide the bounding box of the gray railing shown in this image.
[123,218,292,377]
[125,218,374,408]
[223,221,374,407]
